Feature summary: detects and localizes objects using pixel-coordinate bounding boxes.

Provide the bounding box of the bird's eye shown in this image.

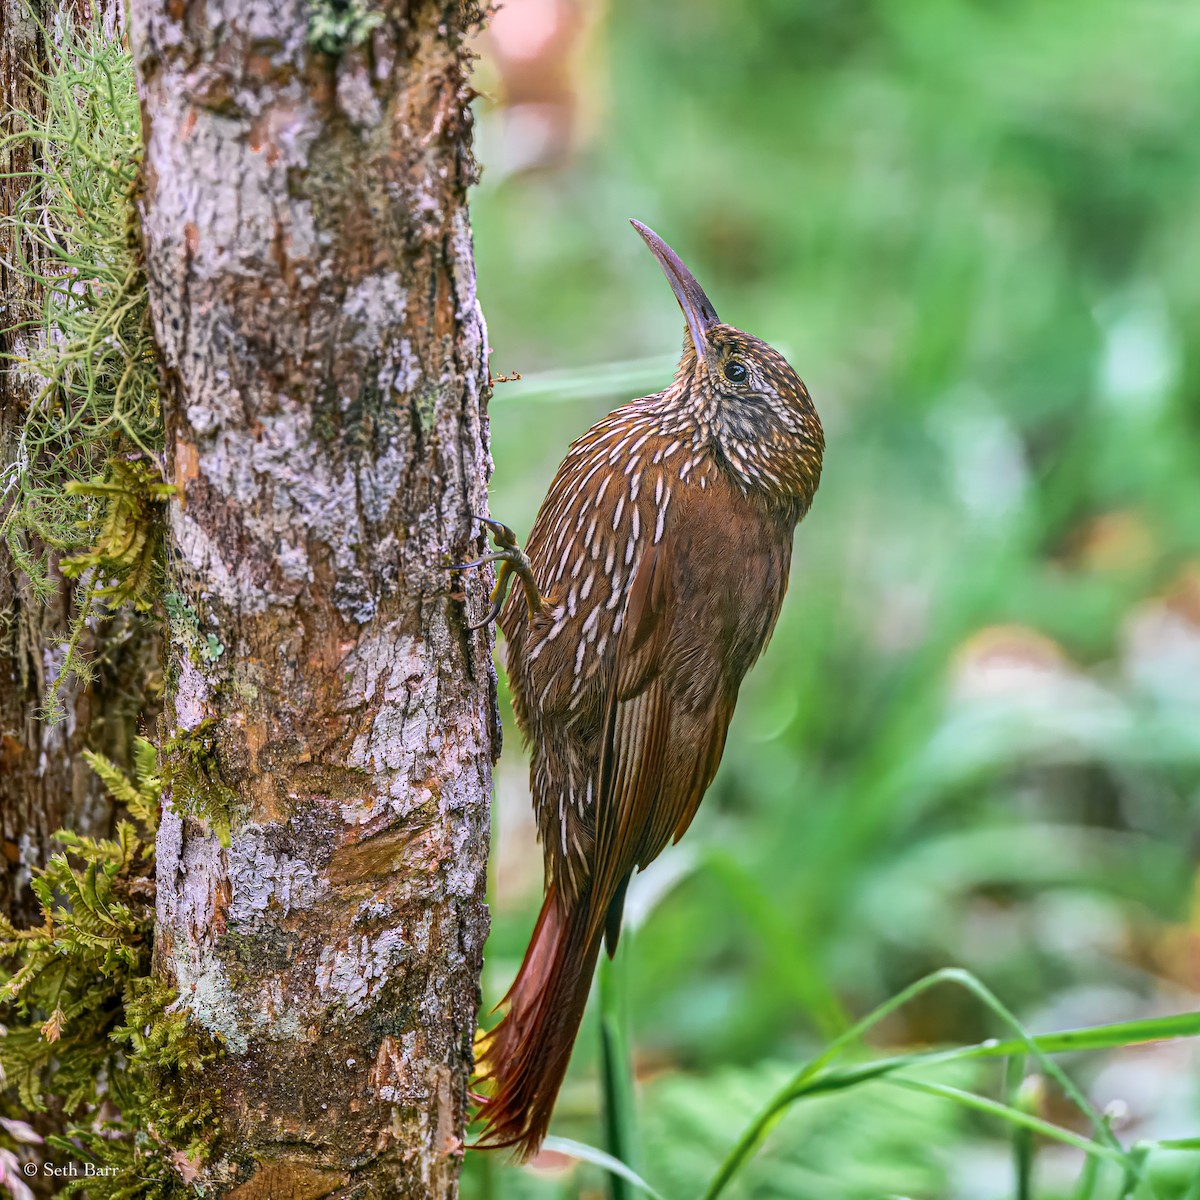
[723,360,748,384]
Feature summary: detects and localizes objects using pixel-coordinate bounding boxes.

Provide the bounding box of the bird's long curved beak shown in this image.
[630,219,719,365]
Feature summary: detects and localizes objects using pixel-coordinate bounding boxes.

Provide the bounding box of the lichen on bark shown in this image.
[129,1,497,1194]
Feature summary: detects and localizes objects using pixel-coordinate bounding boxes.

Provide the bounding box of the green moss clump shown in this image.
[0,15,165,722]
[307,0,384,55]
[0,740,223,1196]
[162,721,237,848]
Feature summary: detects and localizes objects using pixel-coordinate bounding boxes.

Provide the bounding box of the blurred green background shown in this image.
[461,1,1200,1196]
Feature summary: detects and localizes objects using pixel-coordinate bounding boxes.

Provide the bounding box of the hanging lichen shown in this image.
[0,13,165,722]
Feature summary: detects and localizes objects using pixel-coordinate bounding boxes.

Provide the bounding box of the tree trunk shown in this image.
[0,0,154,927]
[129,2,495,1195]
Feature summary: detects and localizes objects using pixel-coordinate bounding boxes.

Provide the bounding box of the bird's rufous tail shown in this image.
[473,885,604,1160]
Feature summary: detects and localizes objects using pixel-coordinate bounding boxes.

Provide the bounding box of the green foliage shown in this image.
[0,787,154,1115]
[700,968,1197,1199]
[0,13,163,721]
[84,737,162,831]
[306,0,384,55]
[46,977,219,1199]
[61,460,175,609]
[0,740,221,1197]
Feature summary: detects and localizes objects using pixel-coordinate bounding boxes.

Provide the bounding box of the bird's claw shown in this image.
[450,514,546,630]
[476,515,521,549]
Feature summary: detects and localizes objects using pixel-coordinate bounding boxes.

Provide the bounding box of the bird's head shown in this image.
[631,219,823,506]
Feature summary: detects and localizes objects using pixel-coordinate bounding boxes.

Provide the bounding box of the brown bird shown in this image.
[461,220,824,1159]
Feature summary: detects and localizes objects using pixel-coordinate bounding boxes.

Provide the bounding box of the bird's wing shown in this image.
[582,533,734,947]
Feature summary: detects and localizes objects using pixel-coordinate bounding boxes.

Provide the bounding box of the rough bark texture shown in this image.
[129,2,496,1195]
[0,0,153,927]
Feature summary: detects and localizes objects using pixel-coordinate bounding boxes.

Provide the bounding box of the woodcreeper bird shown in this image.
[458,220,824,1158]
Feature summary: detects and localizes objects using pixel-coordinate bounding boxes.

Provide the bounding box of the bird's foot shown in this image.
[451,516,546,630]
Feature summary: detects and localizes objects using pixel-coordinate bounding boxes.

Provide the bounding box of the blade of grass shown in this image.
[720,1005,1200,1102]
[542,1136,663,1200]
[478,1147,496,1200]
[884,1077,1127,1167]
[490,355,678,404]
[957,1012,1200,1060]
[490,345,796,406]
[1121,1143,1152,1200]
[1070,1136,1104,1200]
[1009,1061,1036,1200]
[598,947,636,1200]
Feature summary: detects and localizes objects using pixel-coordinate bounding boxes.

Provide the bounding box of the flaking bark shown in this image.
[129,2,497,1194]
